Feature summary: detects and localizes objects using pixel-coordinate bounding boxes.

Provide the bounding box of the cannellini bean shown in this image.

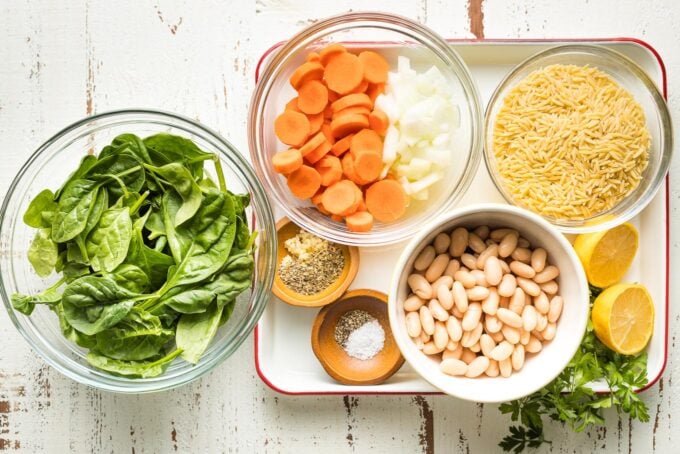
[548,296,563,323]
[452,306,465,319]
[509,261,536,279]
[485,359,500,377]
[462,303,482,331]
[446,316,463,342]
[519,328,530,345]
[473,225,490,241]
[485,314,503,334]
[423,341,445,355]
[412,335,425,350]
[509,287,526,314]
[443,259,461,278]
[470,269,488,287]
[482,287,500,315]
[428,300,448,322]
[467,286,490,301]
[498,274,517,297]
[512,344,525,371]
[490,228,517,242]
[536,314,548,332]
[469,341,481,353]
[499,357,512,377]
[518,237,530,248]
[465,356,490,377]
[443,344,463,360]
[419,306,435,335]
[425,254,449,282]
[490,331,505,343]
[531,248,547,273]
[497,308,523,329]
[406,312,422,337]
[431,275,454,296]
[480,334,496,357]
[434,321,449,349]
[461,348,477,364]
[468,233,486,254]
[440,358,468,376]
[452,281,469,313]
[534,265,559,284]
[433,232,451,254]
[484,256,503,286]
[404,294,425,312]
[437,285,454,310]
[499,259,510,274]
[446,340,458,351]
[414,245,436,271]
[539,280,559,295]
[517,276,541,297]
[477,244,499,269]
[490,340,514,361]
[521,305,538,332]
[511,247,532,263]
[461,253,478,270]
[454,270,476,289]
[461,322,483,347]
[420,331,431,343]
[408,274,433,299]
[531,330,544,342]
[526,336,543,353]
[449,227,468,257]
[542,322,557,341]
[533,292,550,314]
[502,325,521,344]
[498,232,519,258]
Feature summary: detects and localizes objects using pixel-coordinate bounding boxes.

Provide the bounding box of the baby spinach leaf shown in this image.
[127,217,174,290]
[94,309,173,361]
[83,188,108,236]
[86,207,132,272]
[144,163,202,226]
[86,348,182,378]
[28,228,58,277]
[66,242,87,264]
[23,189,57,228]
[54,154,98,200]
[11,286,62,316]
[51,179,98,243]
[109,133,151,164]
[144,210,166,240]
[61,275,138,308]
[111,264,150,294]
[52,302,96,348]
[63,262,90,282]
[176,301,223,364]
[63,300,135,336]
[87,152,145,198]
[144,133,212,179]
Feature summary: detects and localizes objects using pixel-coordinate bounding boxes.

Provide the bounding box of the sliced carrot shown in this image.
[305,140,332,165]
[307,112,324,134]
[323,53,364,95]
[356,196,367,212]
[350,129,383,157]
[331,93,372,113]
[349,79,369,94]
[275,110,310,147]
[368,109,389,136]
[298,131,326,157]
[321,122,335,145]
[333,106,371,120]
[287,165,321,199]
[358,51,389,84]
[306,52,321,63]
[365,179,407,223]
[319,43,347,65]
[315,155,343,186]
[346,211,373,232]
[311,188,325,206]
[322,180,360,216]
[285,97,301,112]
[353,150,382,184]
[330,114,369,138]
[289,61,324,89]
[297,80,328,115]
[331,214,344,222]
[367,83,385,103]
[271,148,303,174]
[331,134,353,156]
[341,153,366,185]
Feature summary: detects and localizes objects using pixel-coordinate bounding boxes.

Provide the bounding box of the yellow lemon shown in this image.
[574,223,638,288]
[591,283,654,355]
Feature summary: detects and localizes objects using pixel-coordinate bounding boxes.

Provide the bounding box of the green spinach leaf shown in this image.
[86,348,182,378]
[51,179,98,242]
[176,301,223,364]
[24,189,57,228]
[144,163,202,226]
[94,309,173,361]
[85,207,132,272]
[28,228,58,277]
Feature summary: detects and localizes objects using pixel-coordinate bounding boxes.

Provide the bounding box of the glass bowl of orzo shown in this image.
[484,45,672,233]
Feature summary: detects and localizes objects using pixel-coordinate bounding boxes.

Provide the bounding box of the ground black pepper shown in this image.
[278,235,345,295]
[334,310,374,347]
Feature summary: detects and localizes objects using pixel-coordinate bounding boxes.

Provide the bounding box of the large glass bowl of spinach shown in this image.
[0,109,276,393]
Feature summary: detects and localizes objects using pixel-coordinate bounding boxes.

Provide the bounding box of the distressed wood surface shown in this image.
[0,1,678,452]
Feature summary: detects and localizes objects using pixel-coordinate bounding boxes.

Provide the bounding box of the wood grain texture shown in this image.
[0,0,678,452]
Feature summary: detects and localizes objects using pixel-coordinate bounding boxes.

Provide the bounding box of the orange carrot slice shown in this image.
[350,129,383,157]
[298,131,326,157]
[307,112,324,134]
[319,43,347,65]
[368,109,389,135]
[331,134,353,156]
[275,110,310,147]
[321,122,335,145]
[333,106,371,120]
[285,97,301,112]
[330,114,369,138]
[297,80,328,115]
[323,53,364,95]
[272,148,303,174]
[367,83,385,103]
[346,211,373,232]
[315,155,343,187]
[305,140,332,165]
[287,165,321,199]
[358,51,389,84]
[353,150,382,184]
[306,52,321,63]
[322,180,360,216]
[341,153,365,185]
[289,61,324,89]
[331,93,372,113]
[365,179,407,223]
[349,79,369,94]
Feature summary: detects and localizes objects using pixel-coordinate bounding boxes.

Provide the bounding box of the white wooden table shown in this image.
[0,1,677,452]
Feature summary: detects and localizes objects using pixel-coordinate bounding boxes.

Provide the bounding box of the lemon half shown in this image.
[574,223,638,288]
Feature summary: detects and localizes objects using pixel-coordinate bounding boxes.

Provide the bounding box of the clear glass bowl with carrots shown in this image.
[249,12,483,246]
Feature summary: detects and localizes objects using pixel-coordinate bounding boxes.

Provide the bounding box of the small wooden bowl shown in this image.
[273,217,359,307]
[311,289,405,385]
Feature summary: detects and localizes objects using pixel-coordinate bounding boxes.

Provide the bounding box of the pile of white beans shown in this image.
[403,226,563,378]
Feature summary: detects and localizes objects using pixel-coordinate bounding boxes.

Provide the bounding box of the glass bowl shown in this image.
[248,12,483,247]
[484,45,673,233]
[0,109,276,393]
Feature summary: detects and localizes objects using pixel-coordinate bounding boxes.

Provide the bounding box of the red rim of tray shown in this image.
[253,37,670,396]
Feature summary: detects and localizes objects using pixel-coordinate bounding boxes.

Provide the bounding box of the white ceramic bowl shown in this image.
[388,204,589,402]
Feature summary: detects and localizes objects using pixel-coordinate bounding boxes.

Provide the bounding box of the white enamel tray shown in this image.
[253,39,669,395]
